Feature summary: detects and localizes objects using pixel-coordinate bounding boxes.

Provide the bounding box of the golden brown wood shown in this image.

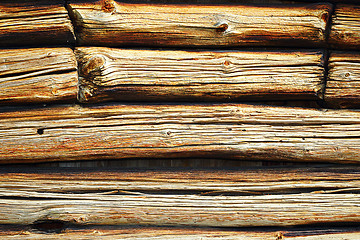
[0,228,286,240]
[325,52,360,108]
[329,5,360,49]
[76,47,325,103]
[68,1,332,47]
[0,167,360,227]
[0,103,360,164]
[0,1,75,47]
[0,48,78,105]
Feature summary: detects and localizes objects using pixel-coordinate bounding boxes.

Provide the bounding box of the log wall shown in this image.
[0,1,359,106]
[1,0,360,238]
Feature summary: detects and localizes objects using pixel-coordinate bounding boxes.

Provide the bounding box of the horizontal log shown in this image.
[0,167,360,227]
[68,1,332,47]
[325,52,360,108]
[76,47,325,103]
[0,104,360,164]
[0,48,78,105]
[0,228,287,240]
[2,227,360,240]
[329,5,360,49]
[0,1,75,47]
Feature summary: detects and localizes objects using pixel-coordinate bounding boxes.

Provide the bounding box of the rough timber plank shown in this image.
[0,48,78,105]
[325,52,360,108]
[0,104,360,164]
[68,1,332,47]
[329,5,360,49]
[0,1,75,47]
[2,227,360,240]
[76,47,325,103]
[0,167,360,227]
[0,228,288,240]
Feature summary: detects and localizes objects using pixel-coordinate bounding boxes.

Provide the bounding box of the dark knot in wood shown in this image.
[102,0,115,13]
[215,22,229,33]
[82,55,106,76]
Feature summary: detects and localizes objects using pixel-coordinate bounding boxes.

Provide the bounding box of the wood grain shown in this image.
[0,167,360,227]
[0,1,75,47]
[76,47,325,103]
[329,5,360,49]
[68,1,332,47]
[0,103,360,164]
[325,52,360,108]
[0,48,78,105]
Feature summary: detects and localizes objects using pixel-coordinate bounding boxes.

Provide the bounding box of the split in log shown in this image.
[325,52,360,108]
[68,1,332,48]
[329,5,360,49]
[0,167,360,227]
[76,47,325,103]
[0,48,78,105]
[0,1,75,47]
[0,103,360,164]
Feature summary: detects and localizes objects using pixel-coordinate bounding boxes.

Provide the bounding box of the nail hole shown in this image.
[37,128,44,135]
[345,72,350,78]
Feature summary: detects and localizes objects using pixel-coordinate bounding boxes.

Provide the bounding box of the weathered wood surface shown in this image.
[0,48,78,105]
[0,104,360,164]
[2,227,360,240]
[325,52,360,108]
[0,1,75,47]
[3,227,360,240]
[329,5,360,49]
[68,1,331,47]
[0,167,360,227]
[76,47,325,103]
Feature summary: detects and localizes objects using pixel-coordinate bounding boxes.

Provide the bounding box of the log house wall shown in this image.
[1,0,360,238]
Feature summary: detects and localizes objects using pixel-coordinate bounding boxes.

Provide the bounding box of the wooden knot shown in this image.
[102,0,115,13]
[223,60,230,66]
[215,22,229,33]
[82,55,106,76]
